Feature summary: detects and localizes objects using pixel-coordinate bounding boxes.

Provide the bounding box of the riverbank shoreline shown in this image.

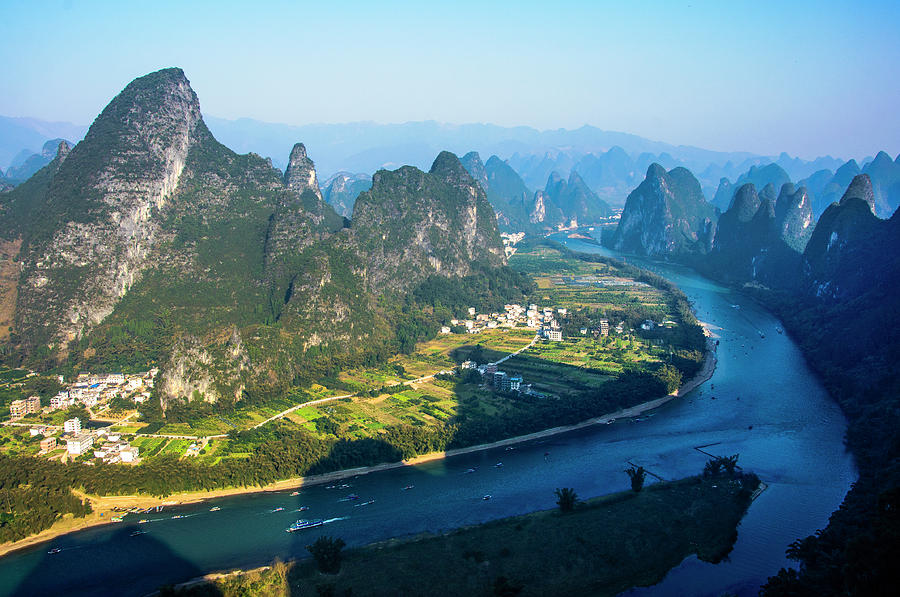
[0,328,717,559]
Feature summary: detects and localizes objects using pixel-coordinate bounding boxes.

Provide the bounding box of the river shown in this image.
[0,235,856,596]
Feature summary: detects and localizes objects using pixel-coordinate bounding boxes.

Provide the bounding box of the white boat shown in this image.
[209,506,221,512]
[482,495,492,500]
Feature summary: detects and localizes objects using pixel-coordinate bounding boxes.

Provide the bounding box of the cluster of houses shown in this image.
[439,303,630,344]
[46,369,158,413]
[440,304,572,338]
[30,416,141,463]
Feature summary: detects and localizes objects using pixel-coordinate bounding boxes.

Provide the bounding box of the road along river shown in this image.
[0,236,855,596]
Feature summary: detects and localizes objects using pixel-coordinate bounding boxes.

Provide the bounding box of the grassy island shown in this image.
[169,470,760,597]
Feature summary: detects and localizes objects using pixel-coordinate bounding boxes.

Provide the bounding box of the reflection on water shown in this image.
[0,235,856,597]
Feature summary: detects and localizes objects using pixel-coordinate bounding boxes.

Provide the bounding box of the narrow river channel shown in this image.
[0,235,856,597]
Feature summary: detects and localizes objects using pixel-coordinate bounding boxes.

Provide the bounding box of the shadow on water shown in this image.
[9,525,218,597]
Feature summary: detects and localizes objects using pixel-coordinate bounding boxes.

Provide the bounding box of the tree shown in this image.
[703,454,740,478]
[307,536,346,574]
[554,487,578,512]
[625,465,646,492]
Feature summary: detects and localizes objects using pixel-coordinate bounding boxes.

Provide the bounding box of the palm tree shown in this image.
[554,487,578,512]
[625,465,646,492]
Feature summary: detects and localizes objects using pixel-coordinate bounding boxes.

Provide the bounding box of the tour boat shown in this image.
[209,506,221,512]
[47,548,61,554]
[290,491,300,496]
[270,507,285,512]
[286,519,324,532]
[402,485,414,491]
[297,506,309,512]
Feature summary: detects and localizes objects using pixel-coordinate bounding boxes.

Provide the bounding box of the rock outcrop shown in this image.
[284,143,322,200]
[322,172,372,218]
[9,67,202,352]
[611,164,716,257]
[802,174,898,300]
[352,151,506,293]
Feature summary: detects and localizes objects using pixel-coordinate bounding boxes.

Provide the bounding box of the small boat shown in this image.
[482,495,492,500]
[338,484,351,489]
[495,462,503,467]
[270,507,285,513]
[289,491,300,496]
[758,331,766,338]
[138,519,149,524]
[130,530,146,537]
[346,494,359,501]
[297,506,309,512]
[286,519,325,532]
[504,446,515,451]
[171,514,185,519]
[464,468,476,474]
[209,506,221,512]
[354,499,375,507]
[48,548,61,554]
[111,516,123,522]
[402,485,414,491]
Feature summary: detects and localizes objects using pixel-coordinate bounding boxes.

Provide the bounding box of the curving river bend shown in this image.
[0,236,856,596]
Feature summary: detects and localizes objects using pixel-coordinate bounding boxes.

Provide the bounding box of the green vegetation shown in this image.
[555,487,578,512]
[173,470,759,597]
[626,465,646,492]
[307,536,346,575]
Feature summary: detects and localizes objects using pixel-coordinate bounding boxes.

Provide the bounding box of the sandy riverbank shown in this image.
[0,328,718,558]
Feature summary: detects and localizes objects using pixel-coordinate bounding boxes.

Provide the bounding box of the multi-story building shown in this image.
[64,418,82,434]
[25,395,41,414]
[40,437,57,452]
[599,319,610,336]
[9,399,26,419]
[50,392,71,410]
[66,433,94,455]
[493,371,509,391]
[547,330,563,342]
[509,376,523,392]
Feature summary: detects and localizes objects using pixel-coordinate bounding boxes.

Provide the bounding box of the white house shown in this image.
[64,418,82,434]
[66,433,94,455]
[547,330,563,342]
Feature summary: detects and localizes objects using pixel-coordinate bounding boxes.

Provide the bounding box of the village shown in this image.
[1,301,650,466]
[447,302,631,400]
[5,369,158,464]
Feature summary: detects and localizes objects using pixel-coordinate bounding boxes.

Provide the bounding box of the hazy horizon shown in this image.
[2,0,899,160]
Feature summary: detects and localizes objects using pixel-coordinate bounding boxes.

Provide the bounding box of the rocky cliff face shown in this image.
[775,183,815,252]
[322,172,372,218]
[284,143,322,200]
[352,151,506,293]
[802,174,897,300]
[611,163,716,257]
[541,170,611,227]
[8,68,202,353]
[706,180,814,287]
[461,152,534,232]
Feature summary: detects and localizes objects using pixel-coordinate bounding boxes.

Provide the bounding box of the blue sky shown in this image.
[1,0,898,159]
